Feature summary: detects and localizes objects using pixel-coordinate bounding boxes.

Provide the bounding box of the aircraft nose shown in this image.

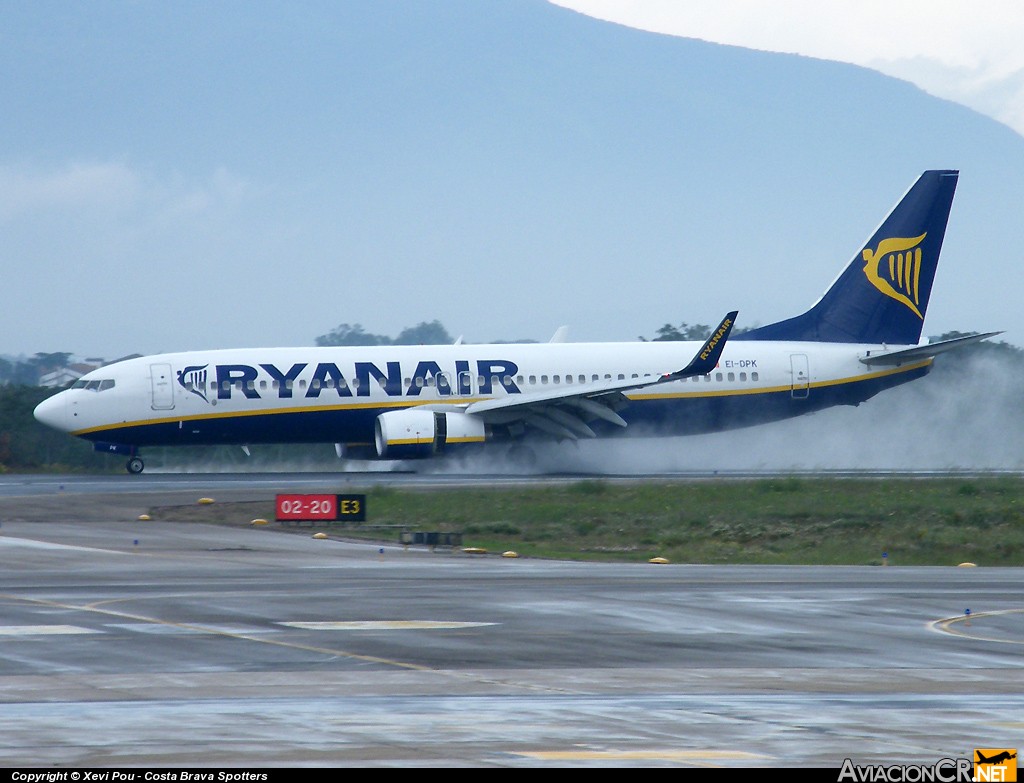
[34,392,68,432]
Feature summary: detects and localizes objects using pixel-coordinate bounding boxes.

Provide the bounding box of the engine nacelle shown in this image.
[374,409,486,459]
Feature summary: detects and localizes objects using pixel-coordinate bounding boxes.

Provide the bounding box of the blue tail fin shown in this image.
[738,170,959,344]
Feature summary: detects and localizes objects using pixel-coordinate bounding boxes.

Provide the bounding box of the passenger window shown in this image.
[727,372,735,382]
[553,375,560,384]
[739,372,747,382]
[541,375,549,384]
[751,372,759,382]
[715,373,723,382]
[529,375,537,385]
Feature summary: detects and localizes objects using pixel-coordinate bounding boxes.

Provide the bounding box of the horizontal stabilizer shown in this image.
[860,331,1002,366]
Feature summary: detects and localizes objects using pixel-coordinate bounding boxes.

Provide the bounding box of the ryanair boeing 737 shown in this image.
[34,170,997,473]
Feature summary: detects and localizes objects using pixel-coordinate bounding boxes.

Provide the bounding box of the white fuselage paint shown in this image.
[35,340,929,444]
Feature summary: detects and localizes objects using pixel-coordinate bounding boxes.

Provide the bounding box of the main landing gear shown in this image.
[126,456,145,474]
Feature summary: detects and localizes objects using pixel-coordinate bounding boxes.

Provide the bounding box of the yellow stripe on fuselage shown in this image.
[627,359,931,400]
[70,397,483,437]
[71,360,931,438]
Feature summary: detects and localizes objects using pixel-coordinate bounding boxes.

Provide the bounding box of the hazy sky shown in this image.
[554,1,1024,136]
[3,1,1022,360]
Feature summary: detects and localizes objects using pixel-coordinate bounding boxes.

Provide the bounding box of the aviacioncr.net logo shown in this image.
[974,749,1017,782]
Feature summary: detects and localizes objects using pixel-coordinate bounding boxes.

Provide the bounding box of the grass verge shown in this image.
[145,476,1024,566]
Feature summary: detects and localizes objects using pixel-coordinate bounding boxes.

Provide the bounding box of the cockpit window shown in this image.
[73,379,115,392]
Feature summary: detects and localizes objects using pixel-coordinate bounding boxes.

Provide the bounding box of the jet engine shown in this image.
[374,409,486,459]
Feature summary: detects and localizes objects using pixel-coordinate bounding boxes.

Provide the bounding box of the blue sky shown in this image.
[3,1,1023,359]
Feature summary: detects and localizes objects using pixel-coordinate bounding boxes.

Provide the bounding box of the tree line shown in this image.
[0,353,73,386]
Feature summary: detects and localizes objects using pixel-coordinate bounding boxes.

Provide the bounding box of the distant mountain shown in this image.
[3,0,1022,355]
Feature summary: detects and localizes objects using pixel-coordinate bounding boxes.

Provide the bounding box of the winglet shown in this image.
[670,311,738,379]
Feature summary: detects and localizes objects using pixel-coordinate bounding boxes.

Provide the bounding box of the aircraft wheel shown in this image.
[126,457,145,474]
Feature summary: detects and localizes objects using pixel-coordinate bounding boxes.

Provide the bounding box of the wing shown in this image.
[460,311,738,441]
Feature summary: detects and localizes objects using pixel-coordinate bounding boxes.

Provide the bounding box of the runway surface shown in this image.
[0,474,1022,768]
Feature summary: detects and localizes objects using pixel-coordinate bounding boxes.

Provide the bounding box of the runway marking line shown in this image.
[928,608,1024,645]
[0,593,585,695]
[281,621,497,630]
[0,593,438,671]
[514,749,769,763]
[0,625,97,636]
[0,535,129,555]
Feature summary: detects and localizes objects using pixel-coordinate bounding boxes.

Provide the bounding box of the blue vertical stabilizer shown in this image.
[738,170,959,344]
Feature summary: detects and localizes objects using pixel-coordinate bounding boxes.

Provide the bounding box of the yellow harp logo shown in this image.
[861,233,927,318]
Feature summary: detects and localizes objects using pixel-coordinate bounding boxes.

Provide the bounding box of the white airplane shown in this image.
[35,170,997,474]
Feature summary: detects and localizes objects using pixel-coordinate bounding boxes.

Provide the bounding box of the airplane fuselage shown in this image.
[37,340,931,452]
[32,170,978,473]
